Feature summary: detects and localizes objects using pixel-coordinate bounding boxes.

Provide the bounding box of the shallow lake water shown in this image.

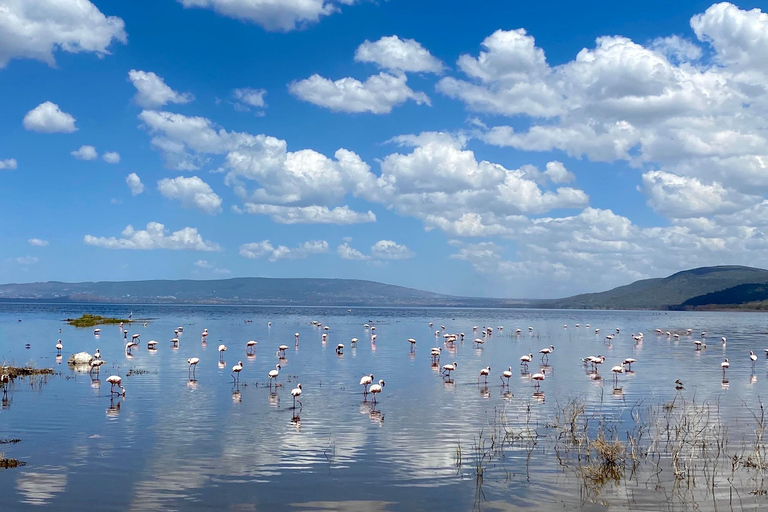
[2,304,768,511]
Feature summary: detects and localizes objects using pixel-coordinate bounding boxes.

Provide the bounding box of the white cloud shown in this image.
[128,70,194,108]
[361,132,588,231]
[690,2,768,70]
[337,242,370,260]
[28,238,49,247]
[0,158,17,170]
[176,0,357,32]
[71,145,97,160]
[14,256,38,265]
[102,152,120,164]
[239,240,329,262]
[0,0,126,68]
[193,259,230,274]
[23,102,76,133]
[194,259,211,268]
[289,72,430,114]
[158,175,222,214]
[233,88,267,112]
[139,109,379,224]
[238,204,375,224]
[84,222,221,251]
[126,173,144,196]
[370,240,415,260]
[355,35,444,73]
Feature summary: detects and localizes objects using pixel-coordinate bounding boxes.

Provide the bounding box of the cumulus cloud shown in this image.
[239,240,329,261]
[233,88,267,112]
[337,242,370,260]
[0,0,126,68]
[193,259,230,274]
[138,109,379,224]
[102,152,120,164]
[289,72,430,114]
[71,145,97,160]
[176,0,357,32]
[14,256,39,265]
[23,102,76,133]
[84,222,221,251]
[370,240,415,260]
[237,204,374,224]
[126,173,144,196]
[158,176,222,214]
[355,35,444,73]
[28,238,49,246]
[360,132,588,231]
[128,70,194,108]
[0,158,17,170]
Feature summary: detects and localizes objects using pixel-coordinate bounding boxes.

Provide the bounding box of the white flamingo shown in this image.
[721,358,730,377]
[350,337,358,346]
[622,358,637,371]
[89,359,105,375]
[232,361,243,383]
[336,343,344,354]
[106,375,125,396]
[539,345,554,363]
[147,340,158,350]
[408,338,417,352]
[478,366,491,383]
[218,344,227,361]
[291,383,302,408]
[171,338,179,347]
[360,374,374,395]
[520,353,533,368]
[188,357,200,378]
[295,333,300,346]
[611,363,625,385]
[750,350,758,368]
[531,370,546,389]
[501,366,513,385]
[442,362,457,377]
[694,340,706,350]
[370,380,385,403]
[246,340,257,356]
[268,364,281,387]
[55,339,63,355]
[277,344,289,357]
[94,348,101,360]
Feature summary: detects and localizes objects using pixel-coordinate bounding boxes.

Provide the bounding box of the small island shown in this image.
[66,314,131,328]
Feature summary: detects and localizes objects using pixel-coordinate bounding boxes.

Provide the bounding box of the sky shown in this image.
[2,0,768,299]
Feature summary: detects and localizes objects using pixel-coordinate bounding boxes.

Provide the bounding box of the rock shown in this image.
[67,352,94,365]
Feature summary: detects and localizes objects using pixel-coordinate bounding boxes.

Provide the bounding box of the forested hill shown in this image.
[538,266,768,310]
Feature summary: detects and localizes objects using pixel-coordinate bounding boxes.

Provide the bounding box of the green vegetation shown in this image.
[66,314,130,327]
[541,265,768,310]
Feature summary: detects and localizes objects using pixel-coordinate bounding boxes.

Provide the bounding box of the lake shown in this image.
[2,303,768,511]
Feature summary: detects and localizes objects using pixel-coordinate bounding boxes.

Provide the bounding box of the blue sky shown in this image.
[2,0,768,298]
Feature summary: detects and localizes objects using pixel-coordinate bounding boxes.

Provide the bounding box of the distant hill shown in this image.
[0,277,526,308]
[540,265,768,310]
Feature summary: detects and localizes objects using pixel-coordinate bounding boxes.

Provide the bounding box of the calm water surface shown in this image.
[2,304,768,511]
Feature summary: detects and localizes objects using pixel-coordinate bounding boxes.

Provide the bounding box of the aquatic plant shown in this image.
[66,314,130,327]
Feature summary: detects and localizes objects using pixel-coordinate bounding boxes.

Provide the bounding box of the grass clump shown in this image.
[66,314,130,328]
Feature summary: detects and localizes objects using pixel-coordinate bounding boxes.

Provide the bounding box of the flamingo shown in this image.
[55,339,63,355]
[294,333,300,346]
[350,337,358,346]
[106,375,125,396]
[89,358,105,374]
[370,380,385,402]
[125,341,137,354]
[539,345,554,363]
[147,340,158,350]
[721,358,730,377]
[531,370,546,389]
[218,344,227,361]
[132,334,141,343]
[291,383,302,408]
[336,343,344,354]
[694,340,706,350]
[750,350,758,368]
[478,366,491,383]
[188,357,200,378]
[171,338,179,347]
[515,328,522,334]
[268,364,281,387]
[442,362,457,377]
[520,353,533,368]
[232,361,243,383]
[473,338,485,347]
[94,348,101,360]
[408,338,417,352]
[94,328,101,335]
[246,340,257,355]
[611,363,625,385]
[360,374,374,395]
[430,347,441,362]
[501,366,513,385]
[277,344,289,357]
[1,370,8,397]
[622,358,637,371]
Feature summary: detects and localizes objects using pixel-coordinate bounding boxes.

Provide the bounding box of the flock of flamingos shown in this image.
[1,319,761,407]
